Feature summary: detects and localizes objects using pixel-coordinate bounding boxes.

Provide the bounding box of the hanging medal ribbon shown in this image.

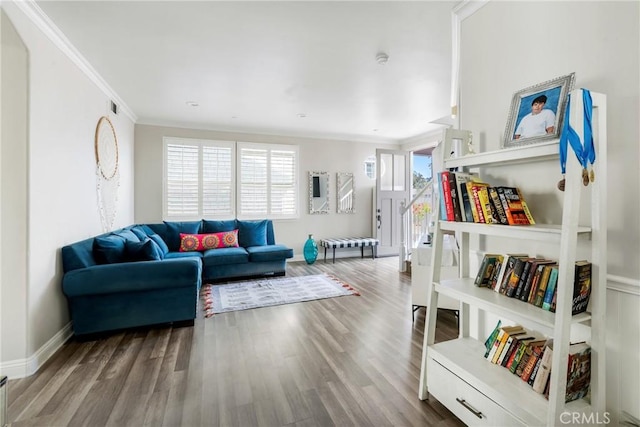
[558,89,595,190]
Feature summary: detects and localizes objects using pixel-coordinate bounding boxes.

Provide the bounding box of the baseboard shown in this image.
[0,322,73,379]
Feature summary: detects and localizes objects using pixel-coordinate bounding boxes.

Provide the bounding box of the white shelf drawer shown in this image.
[427,357,526,427]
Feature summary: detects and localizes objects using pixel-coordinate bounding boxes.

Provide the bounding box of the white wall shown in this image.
[1,9,29,366]
[459,2,639,423]
[134,124,397,257]
[0,2,135,377]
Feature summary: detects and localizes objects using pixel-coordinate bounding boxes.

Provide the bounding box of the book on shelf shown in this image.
[484,320,502,355]
[491,326,527,365]
[527,338,553,386]
[492,326,526,364]
[437,173,447,221]
[488,187,509,225]
[514,339,547,378]
[440,171,455,221]
[489,255,506,290]
[572,261,592,315]
[467,181,488,223]
[509,340,530,374]
[476,184,496,224]
[532,341,554,393]
[496,186,533,225]
[446,172,463,222]
[527,348,544,386]
[454,172,478,222]
[532,264,558,307]
[564,343,591,402]
[504,335,537,369]
[486,325,525,362]
[521,343,545,382]
[521,259,555,302]
[493,254,527,294]
[474,254,503,287]
[516,188,536,225]
[542,266,559,311]
[504,256,531,297]
[495,254,528,294]
[497,330,528,366]
[513,257,544,300]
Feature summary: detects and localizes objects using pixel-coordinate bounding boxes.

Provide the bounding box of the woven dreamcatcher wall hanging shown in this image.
[94,116,120,232]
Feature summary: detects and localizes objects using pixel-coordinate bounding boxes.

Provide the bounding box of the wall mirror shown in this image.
[336,172,355,213]
[309,171,329,214]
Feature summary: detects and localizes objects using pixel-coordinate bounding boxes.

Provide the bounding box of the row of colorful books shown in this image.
[484,322,591,402]
[437,170,535,225]
[474,254,592,315]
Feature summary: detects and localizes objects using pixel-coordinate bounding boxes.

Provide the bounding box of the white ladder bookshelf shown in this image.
[418,89,607,426]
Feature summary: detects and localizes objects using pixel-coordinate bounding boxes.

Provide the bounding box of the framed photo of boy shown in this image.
[503,73,575,148]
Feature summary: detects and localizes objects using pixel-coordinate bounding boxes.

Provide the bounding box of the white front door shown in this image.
[375,149,411,257]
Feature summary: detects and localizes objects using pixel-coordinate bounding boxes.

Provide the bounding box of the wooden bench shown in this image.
[319,237,380,263]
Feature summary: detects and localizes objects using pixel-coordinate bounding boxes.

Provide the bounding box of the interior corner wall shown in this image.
[459,0,639,281]
[459,1,640,423]
[1,9,29,366]
[134,124,398,257]
[1,3,135,377]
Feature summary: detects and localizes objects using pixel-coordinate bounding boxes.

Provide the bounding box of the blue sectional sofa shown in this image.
[61,219,293,336]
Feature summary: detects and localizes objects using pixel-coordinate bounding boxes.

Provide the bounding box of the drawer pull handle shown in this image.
[456,398,483,419]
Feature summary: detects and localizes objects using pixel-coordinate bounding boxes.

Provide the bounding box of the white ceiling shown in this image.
[36,1,455,143]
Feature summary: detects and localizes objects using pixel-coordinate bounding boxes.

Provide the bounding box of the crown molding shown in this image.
[13,0,137,123]
[136,118,400,146]
[452,0,490,21]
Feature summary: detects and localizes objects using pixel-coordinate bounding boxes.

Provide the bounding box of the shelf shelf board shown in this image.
[428,337,590,426]
[434,278,591,336]
[439,221,591,243]
[444,140,559,169]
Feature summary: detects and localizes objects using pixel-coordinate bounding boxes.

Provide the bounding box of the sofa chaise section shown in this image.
[61,228,202,336]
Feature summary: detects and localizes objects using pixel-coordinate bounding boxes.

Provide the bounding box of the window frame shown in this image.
[162,137,299,221]
[236,141,299,220]
[163,137,236,220]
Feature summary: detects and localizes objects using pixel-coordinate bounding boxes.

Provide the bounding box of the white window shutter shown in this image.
[165,143,199,217]
[164,139,297,220]
[202,145,234,217]
[239,147,268,216]
[270,149,297,216]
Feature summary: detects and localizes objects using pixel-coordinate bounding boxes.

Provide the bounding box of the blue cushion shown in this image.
[163,221,202,251]
[114,229,141,243]
[164,251,203,259]
[130,226,148,241]
[93,234,126,264]
[202,247,249,266]
[132,224,170,255]
[125,239,164,261]
[202,219,237,233]
[237,220,268,247]
[147,233,169,255]
[246,245,294,262]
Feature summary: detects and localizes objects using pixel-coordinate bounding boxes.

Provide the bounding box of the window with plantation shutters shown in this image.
[237,143,299,219]
[164,138,235,220]
[163,138,298,220]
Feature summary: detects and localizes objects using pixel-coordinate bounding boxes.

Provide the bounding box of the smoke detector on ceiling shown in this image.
[376,52,389,65]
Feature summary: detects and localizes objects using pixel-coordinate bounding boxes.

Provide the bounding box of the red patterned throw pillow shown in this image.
[179,230,239,252]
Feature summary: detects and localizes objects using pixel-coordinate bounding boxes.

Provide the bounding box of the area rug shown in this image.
[200,273,359,317]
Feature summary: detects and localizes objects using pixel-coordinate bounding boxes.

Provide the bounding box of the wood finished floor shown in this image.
[7,256,464,427]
